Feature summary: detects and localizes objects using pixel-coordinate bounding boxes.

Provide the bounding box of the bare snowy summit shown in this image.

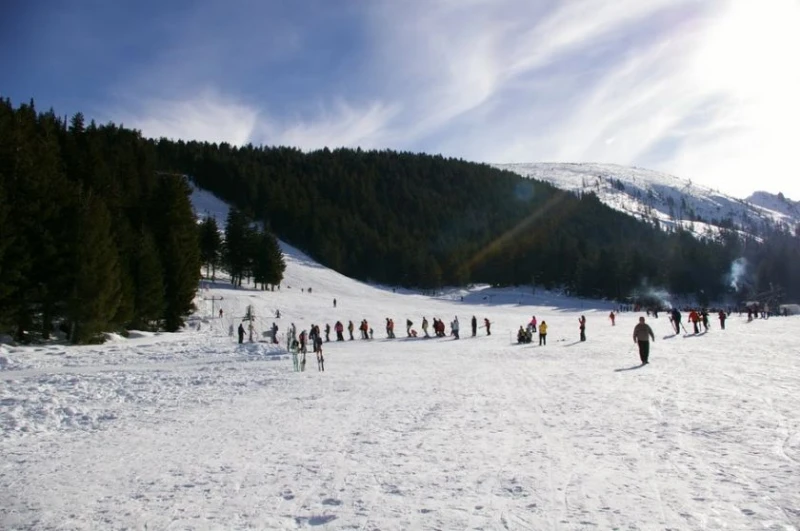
[745,191,800,220]
[494,163,799,238]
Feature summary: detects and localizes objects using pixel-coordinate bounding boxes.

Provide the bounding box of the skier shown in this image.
[406,318,413,337]
[670,308,682,334]
[688,310,700,334]
[471,316,477,337]
[237,323,245,344]
[718,310,727,330]
[348,320,354,340]
[335,321,344,341]
[529,315,537,333]
[609,311,615,326]
[219,308,223,319]
[422,317,430,338]
[325,323,331,342]
[484,318,491,335]
[452,316,460,339]
[538,321,547,345]
[579,315,586,341]
[271,322,279,344]
[633,316,655,364]
[333,298,337,308]
[290,339,299,372]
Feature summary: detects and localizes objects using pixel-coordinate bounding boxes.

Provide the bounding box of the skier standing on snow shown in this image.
[422,317,429,338]
[538,321,548,345]
[452,317,460,339]
[406,318,413,337]
[484,318,491,335]
[718,310,727,330]
[335,321,344,341]
[471,316,477,337]
[348,320,354,340]
[670,308,682,334]
[238,323,245,344]
[579,315,587,342]
[609,311,615,326]
[633,316,655,365]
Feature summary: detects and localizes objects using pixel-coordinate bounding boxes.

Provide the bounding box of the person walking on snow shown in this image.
[471,316,477,337]
[579,315,586,341]
[633,316,655,364]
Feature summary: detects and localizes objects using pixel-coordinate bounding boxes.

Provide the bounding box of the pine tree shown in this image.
[199,216,222,280]
[223,208,250,286]
[67,192,122,343]
[131,228,165,330]
[152,175,200,331]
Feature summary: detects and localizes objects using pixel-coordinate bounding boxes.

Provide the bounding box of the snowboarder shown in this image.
[237,323,245,344]
[538,321,547,345]
[579,315,586,341]
[633,316,655,364]
[471,316,477,337]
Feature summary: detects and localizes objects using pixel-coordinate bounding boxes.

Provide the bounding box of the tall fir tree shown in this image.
[67,191,123,343]
[199,216,222,280]
[131,228,166,330]
[152,175,200,331]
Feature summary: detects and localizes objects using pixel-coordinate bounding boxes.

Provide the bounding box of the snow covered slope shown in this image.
[495,162,799,238]
[3,183,800,530]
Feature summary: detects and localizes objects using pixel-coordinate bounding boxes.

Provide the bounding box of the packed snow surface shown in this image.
[2,240,799,530]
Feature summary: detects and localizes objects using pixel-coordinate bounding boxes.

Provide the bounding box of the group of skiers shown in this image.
[517,315,548,345]
[285,322,325,372]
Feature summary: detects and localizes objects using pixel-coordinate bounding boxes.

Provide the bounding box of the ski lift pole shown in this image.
[203,295,224,318]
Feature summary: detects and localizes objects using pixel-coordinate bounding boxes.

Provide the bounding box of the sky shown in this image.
[3,0,800,199]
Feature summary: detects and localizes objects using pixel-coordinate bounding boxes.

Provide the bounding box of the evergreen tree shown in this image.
[152,175,200,331]
[199,216,222,280]
[67,192,122,343]
[223,209,250,286]
[131,228,165,330]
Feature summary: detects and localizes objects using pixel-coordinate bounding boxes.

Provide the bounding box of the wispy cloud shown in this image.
[79,0,800,197]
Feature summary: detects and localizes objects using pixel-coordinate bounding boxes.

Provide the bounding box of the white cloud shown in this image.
[117,91,259,146]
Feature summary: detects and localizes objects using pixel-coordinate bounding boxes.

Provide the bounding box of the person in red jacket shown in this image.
[688,310,700,334]
[609,311,616,326]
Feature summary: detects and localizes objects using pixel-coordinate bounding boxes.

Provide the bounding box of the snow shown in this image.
[494,162,799,239]
[2,185,799,529]
[3,243,800,530]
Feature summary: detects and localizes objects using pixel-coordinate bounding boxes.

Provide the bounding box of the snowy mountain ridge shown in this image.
[494,162,799,239]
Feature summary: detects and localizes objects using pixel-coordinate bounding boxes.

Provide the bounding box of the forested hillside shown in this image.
[2,98,799,344]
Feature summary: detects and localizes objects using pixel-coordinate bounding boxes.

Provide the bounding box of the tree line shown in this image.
[2,98,798,343]
[0,99,284,343]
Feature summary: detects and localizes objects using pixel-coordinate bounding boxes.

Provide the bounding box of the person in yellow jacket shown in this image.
[538,321,548,346]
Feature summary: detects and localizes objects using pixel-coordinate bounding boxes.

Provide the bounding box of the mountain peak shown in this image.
[494,162,799,238]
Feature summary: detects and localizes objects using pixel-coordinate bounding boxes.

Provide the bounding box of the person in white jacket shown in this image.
[451,316,460,339]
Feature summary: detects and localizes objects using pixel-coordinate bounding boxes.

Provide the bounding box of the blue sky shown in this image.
[4,0,800,198]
